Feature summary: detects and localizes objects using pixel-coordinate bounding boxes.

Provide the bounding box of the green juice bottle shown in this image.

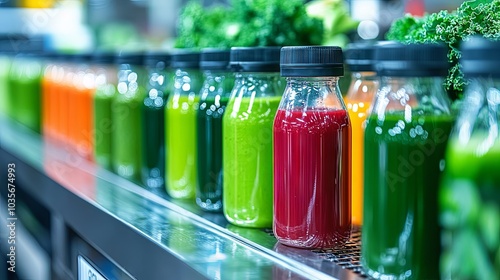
[92,53,116,170]
[111,52,145,183]
[8,53,43,133]
[195,49,232,211]
[362,42,454,279]
[0,53,12,116]
[165,51,201,199]
[439,37,500,280]
[222,47,283,228]
[141,52,171,189]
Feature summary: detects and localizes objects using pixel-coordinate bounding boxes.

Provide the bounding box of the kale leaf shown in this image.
[175,0,324,49]
[386,0,500,100]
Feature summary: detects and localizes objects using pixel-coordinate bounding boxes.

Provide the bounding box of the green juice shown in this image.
[94,84,116,169]
[362,112,454,279]
[165,94,198,199]
[141,103,165,188]
[222,96,281,228]
[0,56,11,115]
[8,59,43,133]
[196,98,228,211]
[440,137,500,279]
[13,77,42,133]
[111,88,144,183]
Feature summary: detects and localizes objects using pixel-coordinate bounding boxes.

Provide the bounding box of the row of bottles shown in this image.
[0,37,498,279]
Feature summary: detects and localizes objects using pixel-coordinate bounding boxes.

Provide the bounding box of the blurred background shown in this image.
[0,0,466,52]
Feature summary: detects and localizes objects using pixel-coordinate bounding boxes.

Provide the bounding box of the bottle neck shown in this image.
[452,77,500,144]
[374,75,451,115]
[351,71,377,81]
[233,72,283,98]
[345,71,379,101]
[200,70,234,100]
[380,76,445,92]
[173,68,202,96]
[235,72,280,80]
[280,76,344,111]
[286,76,339,87]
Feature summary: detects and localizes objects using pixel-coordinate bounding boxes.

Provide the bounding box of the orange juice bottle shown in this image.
[42,53,59,138]
[60,58,75,146]
[48,54,66,143]
[70,54,95,160]
[343,43,378,226]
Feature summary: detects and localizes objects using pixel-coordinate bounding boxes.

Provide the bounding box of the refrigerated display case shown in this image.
[0,113,367,279]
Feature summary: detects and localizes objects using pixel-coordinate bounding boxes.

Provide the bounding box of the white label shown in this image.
[78,255,108,280]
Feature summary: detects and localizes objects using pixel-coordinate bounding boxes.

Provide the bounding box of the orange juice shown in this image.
[51,63,65,140]
[75,86,95,160]
[69,58,95,160]
[345,95,373,225]
[60,71,74,144]
[344,44,378,226]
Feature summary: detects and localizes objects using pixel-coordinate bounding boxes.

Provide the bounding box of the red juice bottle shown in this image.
[273,46,351,249]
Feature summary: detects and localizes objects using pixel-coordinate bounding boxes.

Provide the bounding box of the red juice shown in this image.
[273,108,351,249]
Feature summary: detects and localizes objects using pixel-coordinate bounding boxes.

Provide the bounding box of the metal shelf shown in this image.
[0,115,366,280]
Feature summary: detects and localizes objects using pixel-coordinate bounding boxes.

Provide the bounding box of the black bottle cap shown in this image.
[144,51,171,70]
[92,51,115,65]
[344,43,375,72]
[461,36,500,78]
[374,41,449,77]
[200,49,230,71]
[115,51,145,66]
[171,50,200,69]
[280,46,344,77]
[230,47,281,72]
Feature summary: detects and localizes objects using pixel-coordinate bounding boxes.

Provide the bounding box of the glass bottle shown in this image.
[0,51,12,117]
[68,53,94,159]
[51,53,70,143]
[141,52,171,188]
[92,52,117,170]
[7,52,43,133]
[344,43,378,227]
[196,49,232,211]
[41,52,59,139]
[273,46,351,248]
[223,47,282,228]
[439,36,500,280]
[60,53,77,145]
[111,52,146,183]
[165,51,202,199]
[362,42,454,279]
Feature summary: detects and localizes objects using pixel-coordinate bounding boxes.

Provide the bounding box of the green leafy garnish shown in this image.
[175,0,324,49]
[386,0,500,100]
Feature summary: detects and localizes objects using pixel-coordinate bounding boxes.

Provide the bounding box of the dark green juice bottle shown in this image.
[141,52,171,189]
[196,49,232,211]
[111,52,146,183]
[362,42,454,280]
